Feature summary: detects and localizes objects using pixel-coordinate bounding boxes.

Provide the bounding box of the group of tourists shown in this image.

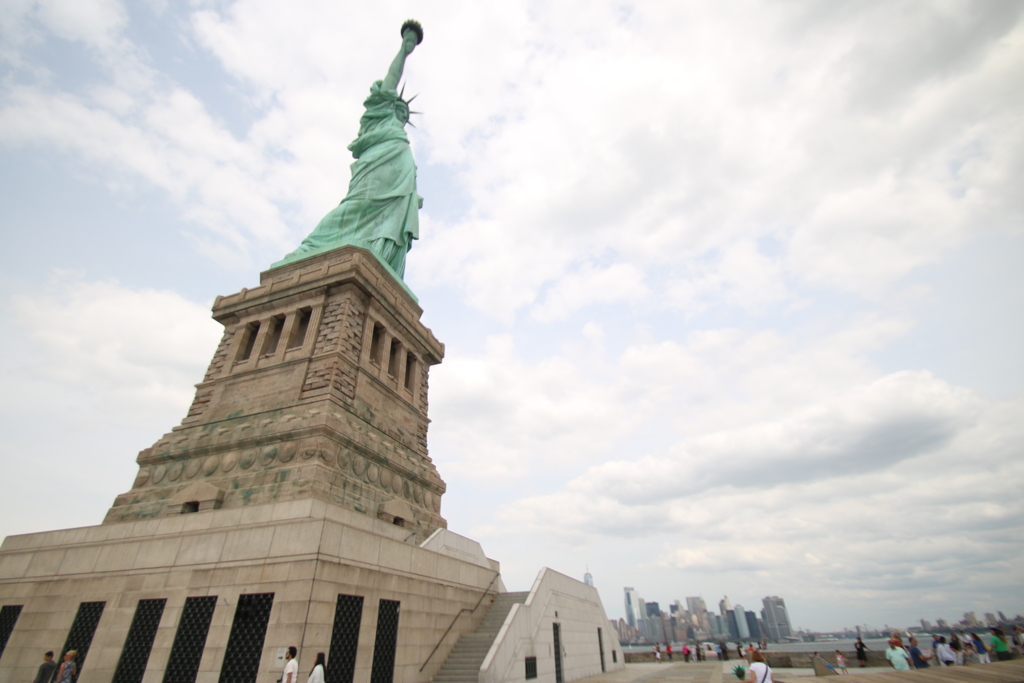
[650,642,774,683]
[884,627,1019,670]
[281,646,326,683]
[651,640,768,663]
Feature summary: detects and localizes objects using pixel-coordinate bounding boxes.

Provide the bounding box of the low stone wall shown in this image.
[764,650,891,669]
[623,650,893,667]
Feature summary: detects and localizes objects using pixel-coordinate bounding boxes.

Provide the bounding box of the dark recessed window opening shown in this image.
[387,340,401,378]
[369,324,385,365]
[218,593,274,683]
[326,594,364,683]
[525,657,538,680]
[403,354,416,391]
[112,599,166,683]
[287,308,312,349]
[163,595,217,683]
[181,501,199,514]
[369,600,400,683]
[238,322,260,362]
[262,315,285,356]
[59,601,107,682]
[0,605,24,660]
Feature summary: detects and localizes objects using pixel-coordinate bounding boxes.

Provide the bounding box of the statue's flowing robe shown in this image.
[275,81,422,276]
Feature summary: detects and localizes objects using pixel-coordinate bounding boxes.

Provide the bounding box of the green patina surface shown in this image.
[272,22,424,303]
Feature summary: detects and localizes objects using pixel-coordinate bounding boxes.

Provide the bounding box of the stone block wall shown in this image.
[0,501,498,683]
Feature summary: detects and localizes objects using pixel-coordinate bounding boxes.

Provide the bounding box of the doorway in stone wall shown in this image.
[553,623,563,683]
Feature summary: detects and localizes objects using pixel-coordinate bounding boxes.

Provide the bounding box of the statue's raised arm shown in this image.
[384,21,423,92]
[272,21,425,293]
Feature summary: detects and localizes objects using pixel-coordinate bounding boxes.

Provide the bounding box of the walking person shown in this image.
[284,646,299,683]
[55,651,77,683]
[835,650,849,674]
[307,653,325,683]
[971,633,991,664]
[990,628,1012,662]
[653,643,661,663]
[907,637,931,669]
[950,633,964,665]
[885,639,912,671]
[854,638,869,667]
[667,643,673,661]
[33,652,58,683]
[935,637,956,666]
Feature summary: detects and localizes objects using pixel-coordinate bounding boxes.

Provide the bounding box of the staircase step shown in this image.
[432,591,530,683]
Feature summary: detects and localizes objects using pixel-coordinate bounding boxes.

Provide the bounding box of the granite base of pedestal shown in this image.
[0,499,500,683]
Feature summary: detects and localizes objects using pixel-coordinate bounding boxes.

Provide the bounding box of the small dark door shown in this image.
[553,623,563,683]
[598,627,606,672]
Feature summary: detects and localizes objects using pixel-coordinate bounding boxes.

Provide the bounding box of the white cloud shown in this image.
[532,262,650,322]
[35,0,127,51]
[6,272,221,413]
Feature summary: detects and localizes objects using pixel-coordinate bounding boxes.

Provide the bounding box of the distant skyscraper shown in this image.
[624,587,641,628]
[761,596,792,641]
[584,571,593,586]
[733,603,750,639]
[745,611,761,640]
[646,602,661,618]
[726,610,741,640]
[687,596,710,633]
[712,613,727,637]
[720,595,732,616]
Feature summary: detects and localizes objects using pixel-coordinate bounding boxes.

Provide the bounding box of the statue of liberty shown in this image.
[273,21,424,283]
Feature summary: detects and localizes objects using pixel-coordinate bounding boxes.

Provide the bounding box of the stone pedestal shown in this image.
[105,247,447,542]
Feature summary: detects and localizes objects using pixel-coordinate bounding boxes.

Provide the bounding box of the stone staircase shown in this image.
[432,591,530,683]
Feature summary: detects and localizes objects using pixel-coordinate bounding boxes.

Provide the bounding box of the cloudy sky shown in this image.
[1,0,1023,632]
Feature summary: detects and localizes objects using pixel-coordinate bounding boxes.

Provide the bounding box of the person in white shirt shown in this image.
[284,647,299,683]
[308,652,326,683]
[746,650,773,683]
[935,637,957,666]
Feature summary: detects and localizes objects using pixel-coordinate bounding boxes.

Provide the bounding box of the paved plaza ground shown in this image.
[573,660,1024,683]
